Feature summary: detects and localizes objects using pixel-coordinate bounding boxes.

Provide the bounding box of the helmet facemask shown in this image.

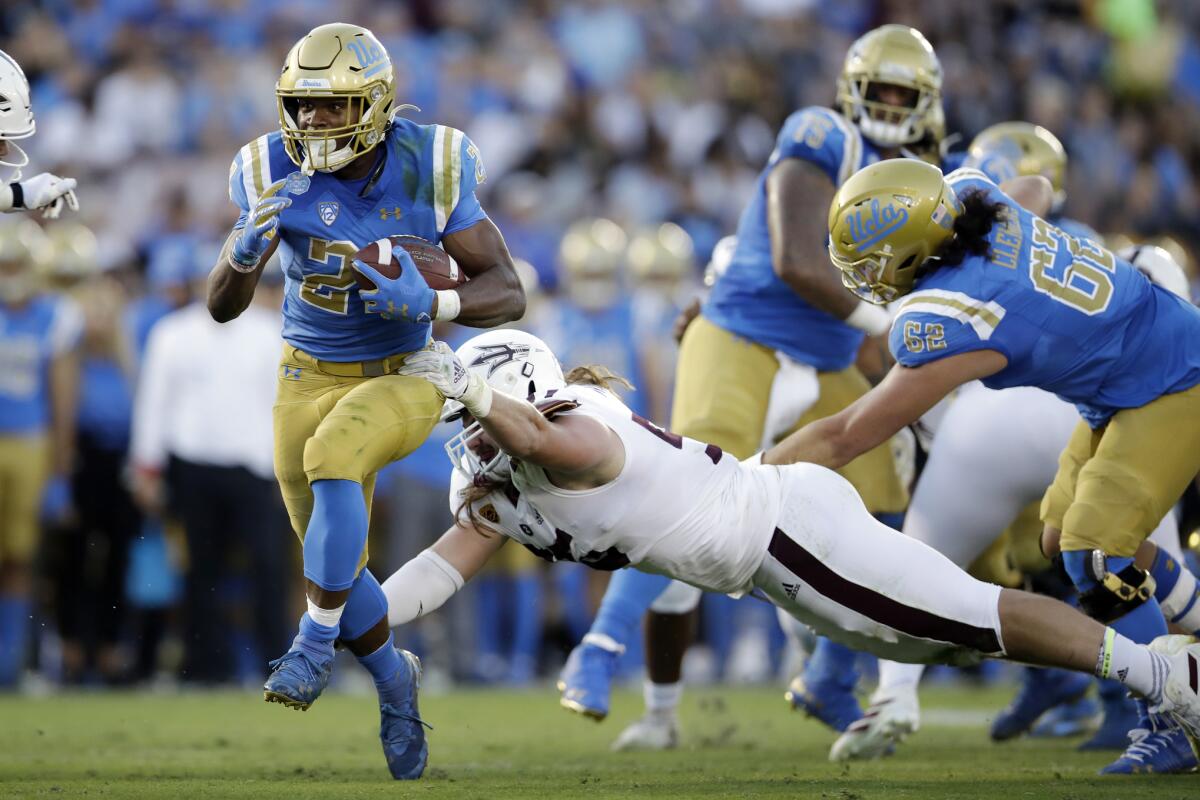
[277,84,392,174]
[0,49,34,183]
[841,78,938,148]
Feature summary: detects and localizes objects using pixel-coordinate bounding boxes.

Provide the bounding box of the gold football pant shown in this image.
[671,316,907,514]
[1042,382,1200,557]
[273,344,443,570]
[0,434,49,566]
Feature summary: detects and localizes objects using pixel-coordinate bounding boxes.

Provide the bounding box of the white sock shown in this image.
[1160,567,1200,634]
[644,680,682,716]
[1095,627,1169,705]
[307,598,346,628]
[877,660,925,694]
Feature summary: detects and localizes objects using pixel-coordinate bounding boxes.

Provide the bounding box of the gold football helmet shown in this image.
[276,23,397,174]
[828,160,961,304]
[968,122,1067,206]
[39,222,98,288]
[559,218,627,311]
[837,25,943,148]
[626,223,695,287]
[0,216,50,304]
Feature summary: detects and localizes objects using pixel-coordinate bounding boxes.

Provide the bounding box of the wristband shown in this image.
[9,182,24,209]
[434,289,461,321]
[227,252,259,274]
[845,301,892,336]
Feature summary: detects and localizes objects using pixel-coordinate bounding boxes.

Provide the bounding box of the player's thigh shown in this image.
[0,435,49,567]
[1039,419,1100,535]
[303,373,443,485]
[670,316,777,459]
[756,463,1003,665]
[1061,384,1200,557]
[793,366,907,514]
[1005,500,1052,575]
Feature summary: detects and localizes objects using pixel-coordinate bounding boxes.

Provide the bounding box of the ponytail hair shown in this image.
[564,365,634,393]
[935,189,1005,267]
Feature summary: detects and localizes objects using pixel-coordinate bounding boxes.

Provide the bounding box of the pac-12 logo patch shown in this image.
[318,201,339,227]
[479,504,500,524]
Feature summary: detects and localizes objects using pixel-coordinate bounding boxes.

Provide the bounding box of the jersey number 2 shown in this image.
[300,237,358,315]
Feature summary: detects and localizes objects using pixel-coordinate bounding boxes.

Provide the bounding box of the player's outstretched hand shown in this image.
[399,341,494,416]
[15,172,78,218]
[230,179,291,271]
[352,245,435,323]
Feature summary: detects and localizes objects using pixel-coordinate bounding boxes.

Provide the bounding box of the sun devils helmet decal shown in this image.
[469,342,533,377]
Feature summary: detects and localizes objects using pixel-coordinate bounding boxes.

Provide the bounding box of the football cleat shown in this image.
[829,685,918,762]
[785,674,864,733]
[610,712,679,752]
[1029,696,1101,738]
[263,638,334,710]
[557,640,621,721]
[1098,726,1198,775]
[380,649,432,780]
[989,667,1091,741]
[1150,634,1200,762]
[1079,688,1140,751]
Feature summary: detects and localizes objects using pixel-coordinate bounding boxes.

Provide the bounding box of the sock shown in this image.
[804,637,860,691]
[1094,627,1169,706]
[0,596,31,686]
[340,569,388,642]
[359,633,406,705]
[644,680,682,716]
[1149,548,1200,634]
[302,479,368,592]
[877,659,925,693]
[295,612,339,661]
[589,569,674,648]
[1062,551,1168,644]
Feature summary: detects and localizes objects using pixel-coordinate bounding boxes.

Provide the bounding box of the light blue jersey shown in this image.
[890,169,1200,427]
[0,294,82,435]
[538,299,647,416]
[706,107,952,371]
[967,149,1102,245]
[228,119,488,361]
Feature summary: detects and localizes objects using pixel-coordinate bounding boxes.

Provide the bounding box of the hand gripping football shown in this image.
[352,235,466,291]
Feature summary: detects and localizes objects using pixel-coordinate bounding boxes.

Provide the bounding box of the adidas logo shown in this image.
[1116,667,1128,682]
[782,582,800,601]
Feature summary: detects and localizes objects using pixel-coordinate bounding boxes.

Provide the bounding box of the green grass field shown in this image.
[1,684,1197,799]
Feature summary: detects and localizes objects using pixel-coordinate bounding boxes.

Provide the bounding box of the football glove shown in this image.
[352,244,435,323]
[13,172,78,219]
[398,341,493,417]
[230,179,290,271]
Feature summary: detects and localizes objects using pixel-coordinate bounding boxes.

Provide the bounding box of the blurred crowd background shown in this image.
[2,0,1200,691]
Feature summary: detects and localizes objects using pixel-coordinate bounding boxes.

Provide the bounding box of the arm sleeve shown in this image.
[435,126,490,236]
[228,137,274,229]
[382,549,466,627]
[888,308,1001,368]
[771,107,854,185]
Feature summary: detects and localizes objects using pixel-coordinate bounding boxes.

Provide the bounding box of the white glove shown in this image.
[16,172,79,219]
[400,341,494,417]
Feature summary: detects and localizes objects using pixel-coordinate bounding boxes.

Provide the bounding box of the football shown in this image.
[352,235,465,291]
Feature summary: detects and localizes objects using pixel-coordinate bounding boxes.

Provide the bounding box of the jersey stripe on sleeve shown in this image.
[826,111,862,185]
[238,134,273,210]
[894,289,1007,340]
[433,125,465,232]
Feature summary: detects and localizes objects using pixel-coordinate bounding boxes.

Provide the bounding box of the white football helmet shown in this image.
[1119,244,1191,301]
[444,329,566,480]
[0,50,33,182]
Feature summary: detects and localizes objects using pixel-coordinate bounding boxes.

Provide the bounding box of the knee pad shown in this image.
[649,580,703,615]
[339,568,388,642]
[1062,550,1156,624]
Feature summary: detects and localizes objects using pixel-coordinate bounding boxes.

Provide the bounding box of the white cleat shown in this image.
[611,712,680,752]
[829,685,920,762]
[1149,635,1200,759]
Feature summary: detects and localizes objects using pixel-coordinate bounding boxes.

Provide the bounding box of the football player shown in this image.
[0,50,77,218]
[206,23,524,780]
[558,24,943,738]
[380,329,1200,769]
[765,158,1200,774]
[0,217,82,688]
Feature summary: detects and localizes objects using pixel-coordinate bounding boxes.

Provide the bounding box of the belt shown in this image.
[287,345,414,378]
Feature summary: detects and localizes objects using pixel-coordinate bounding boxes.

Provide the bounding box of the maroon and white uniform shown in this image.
[451,384,1006,664]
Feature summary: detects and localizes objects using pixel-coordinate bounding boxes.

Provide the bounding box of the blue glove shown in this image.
[351,245,436,323]
[41,475,72,522]
[230,179,291,269]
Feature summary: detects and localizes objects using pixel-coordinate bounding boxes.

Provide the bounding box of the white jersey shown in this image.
[448,383,781,593]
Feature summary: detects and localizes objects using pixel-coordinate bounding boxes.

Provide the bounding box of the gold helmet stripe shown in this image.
[433,125,465,232]
[827,110,862,185]
[896,288,1006,339]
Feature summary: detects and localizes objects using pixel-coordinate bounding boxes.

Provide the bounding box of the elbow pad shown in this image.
[381,548,465,627]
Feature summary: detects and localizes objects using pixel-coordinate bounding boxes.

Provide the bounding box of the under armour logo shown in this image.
[469,342,532,377]
[782,582,800,600]
[379,206,402,220]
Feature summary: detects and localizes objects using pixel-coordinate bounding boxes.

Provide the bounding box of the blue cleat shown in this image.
[1079,689,1141,751]
[1030,696,1101,738]
[557,637,621,721]
[785,674,864,733]
[263,637,334,711]
[380,649,431,780]
[990,667,1090,741]
[1099,726,1199,774]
